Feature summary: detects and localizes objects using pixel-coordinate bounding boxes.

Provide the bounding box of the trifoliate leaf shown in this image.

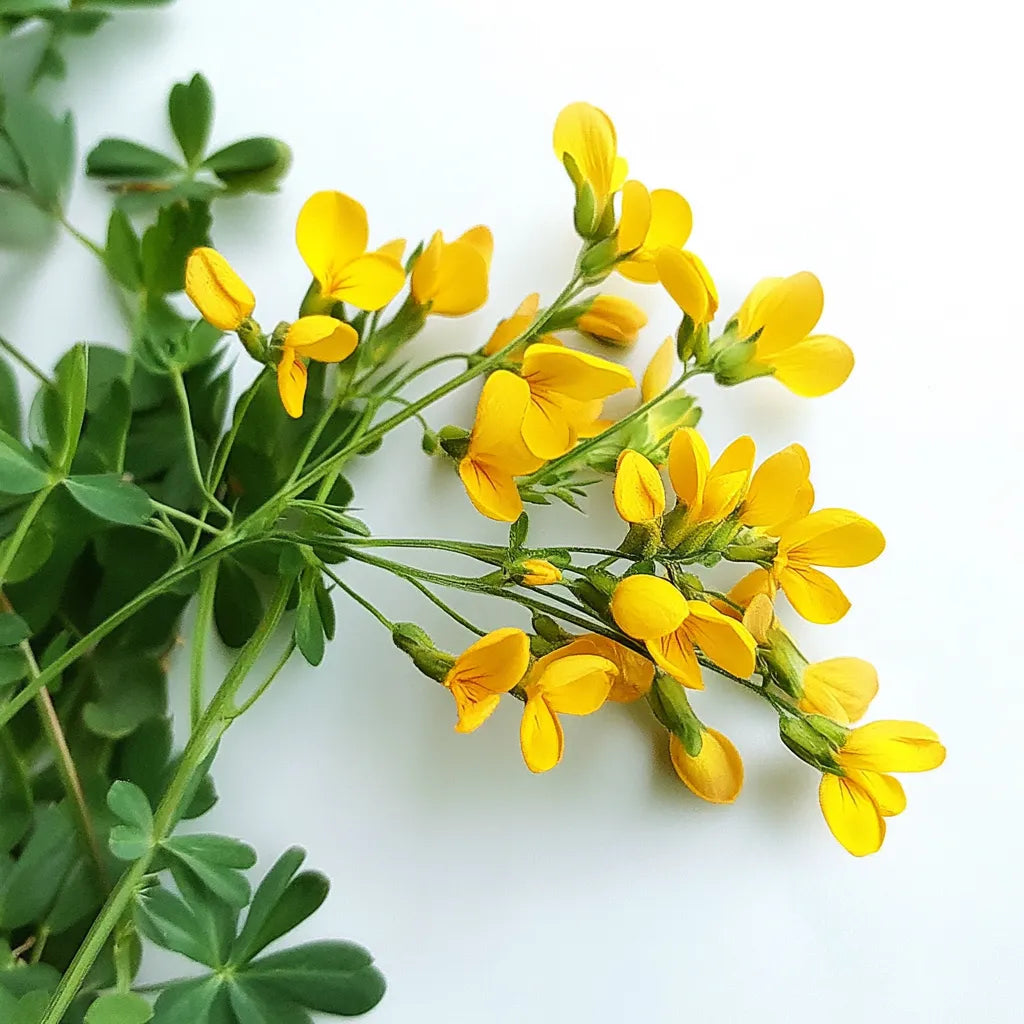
[0,429,51,494]
[64,474,154,526]
[85,991,154,1024]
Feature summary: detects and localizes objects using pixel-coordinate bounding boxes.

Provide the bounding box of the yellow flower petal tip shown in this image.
[185,247,255,331]
[613,449,666,523]
[276,348,307,419]
[617,184,693,284]
[445,627,531,733]
[577,295,647,347]
[553,101,626,204]
[669,729,744,804]
[284,316,359,363]
[411,228,492,316]
[799,658,878,724]
[655,248,717,324]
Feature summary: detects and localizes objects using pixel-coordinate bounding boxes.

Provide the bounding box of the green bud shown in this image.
[236,318,266,361]
[573,181,598,238]
[806,714,850,749]
[711,338,767,387]
[366,296,429,366]
[532,613,574,645]
[760,629,807,698]
[676,314,696,361]
[438,425,470,462]
[779,716,839,772]
[570,575,612,615]
[542,302,591,332]
[648,674,703,756]
[618,520,662,558]
[392,623,455,682]
[666,517,718,556]
[705,518,742,553]
[421,428,440,456]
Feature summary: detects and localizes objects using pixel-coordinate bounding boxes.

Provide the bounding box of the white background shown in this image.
[2,1,1022,1021]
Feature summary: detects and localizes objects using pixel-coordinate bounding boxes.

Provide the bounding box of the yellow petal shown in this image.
[458,225,494,267]
[669,729,744,804]
[735,276,783,339]
[565,635,654,703]
[521,392,576,459]
[667,426,709,511]
[700,436,755,522]
[655,248,717,323]
[521,343,636,402]
[614,449,666,523]
[467,371,543,474]
[781,509,885,568]
[530,653,614,715]
[520,695,564,773]
[325,251,406,310]
[799,658,878,724]
[770,334,855,397]
[683,602,756,679]
[819,773,886,856]
[577,295,647,347]
[777,564,851,624]
[641,336,675,402]
[845,769,907,817]
[410,230,443,306]
[295,191,369,292]
[610,574,688,640]
[427,239,490,316]
[520,559,562,586]
[617,179,652,254]
[451,687,502,734]
[458,456,523,522]
[839,721,946,774]
[724,568,775,613]
[748,271,823,360]
[376,238,406,262]
[741,593,775,645]
[276,348,307,419]
[482,293,540,356]
[553,101,620,200]
[185,247,255,331]
[647,629,703,689]
[284,316,359,362]
[742,444,812,534]
[645,189,693,252]
[446,627,530,697]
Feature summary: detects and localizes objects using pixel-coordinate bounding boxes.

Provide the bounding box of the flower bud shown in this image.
[437,425,470,461]
[516,559,562,586]
[779,715,839,773]
[579,237,620,281]
[185,247,256,331]
[577,295,648,347]
[532,613,574,645]
[648,673,703,756]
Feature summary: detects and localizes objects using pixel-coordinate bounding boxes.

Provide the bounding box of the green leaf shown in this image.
[105,209,143,290]
[86,138,180,180]
[0,612,29,646]
[136,889,220,968]
[150,979,223,1024]
[203,138,291,193]
[0,804,77,928]
[314,579,335,642]
[107,780,154,834]
[169,73,214,165]
[0,354,21,436]
[294,580,324,667]
[214,559,263,649]
[140,200,211,295]
[0,429,51,495]
[0,517,53,584]
[227,980,311,1024]
[0,649,28,690]
[85,992,153,1024]
[509,512,529,551]
[0,135,27,189]
[11,990,51,1024]
[2,93,74,208]
[83,655,166,739]
[0,19,53,94]
[64,474,153,525]
[161,834,256,908]
[246,941,386,1017]
[230,849,329,965]
[74,377,132,473]
[48,343,89,470]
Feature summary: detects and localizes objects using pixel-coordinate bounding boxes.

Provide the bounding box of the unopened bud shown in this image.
[516,558,562,586]
[392,623,455,682]
[779,716,839,772]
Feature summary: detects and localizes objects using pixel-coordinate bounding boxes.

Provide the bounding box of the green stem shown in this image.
[322,570,395,631]
[56,213,105,261]
[39,582,293,1024]
[170,369,231,520]
[207,369,268,491]
[231,639,295,719]
[151,501,222,536]
[402,576,488,636]
[0,485,55,586]
[372,352,472,398]
[0,725,33,809]
[0,336,54,388]
[189,565,218,731]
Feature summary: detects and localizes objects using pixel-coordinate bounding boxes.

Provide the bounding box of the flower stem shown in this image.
[170,368,232,520]
[0,335,55,388]
[189,565,218,731]
[0,485,55,587]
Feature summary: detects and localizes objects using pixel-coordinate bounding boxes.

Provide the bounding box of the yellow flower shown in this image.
[519,559,562,586]
[735,272,854,396]
[669,728,744,804]
[517,343,635,459]
[655,248,718,324]
[613,449,666,523]
[577,295,648,347]
[276,315,359,419]
[482,293,541,357]
[819,720,945,856]
[444,628,531,733]
[738,442,814,535]
[185,247,256,331]
[616,180,694,284]
[753,508,887,624]
[799,658,878,724]
[553,101,628,209]
[641,336,676,403]
[520,645,615,772]
[548,634,655,703]
[610,574,756,689]
[459,371,544,522]
[411,226,493,316]
[295,191,406,311]
[668,428,754,526]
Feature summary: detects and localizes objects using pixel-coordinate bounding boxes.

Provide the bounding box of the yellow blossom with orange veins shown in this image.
[458,371,544,522]
[610,574,755,689]
[551,634,655,703]
[735,271,854,396]
[411,226,493,316]
[275,315,359,419]
[577,295,647,347]
[295,191,406,310]
[444,628,530,733]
